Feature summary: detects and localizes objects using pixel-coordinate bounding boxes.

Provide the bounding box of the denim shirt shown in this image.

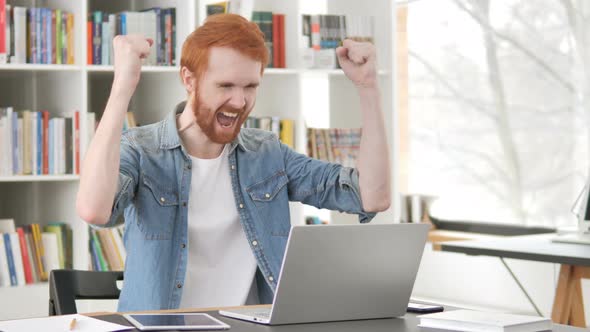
[105,102,376,312]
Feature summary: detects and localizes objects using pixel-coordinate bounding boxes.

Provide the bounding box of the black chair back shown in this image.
[48,269,123,316]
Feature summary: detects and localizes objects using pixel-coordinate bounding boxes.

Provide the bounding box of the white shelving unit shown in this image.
[0,0,396,319]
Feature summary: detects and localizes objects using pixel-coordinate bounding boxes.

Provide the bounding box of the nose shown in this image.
[228,88,246,109]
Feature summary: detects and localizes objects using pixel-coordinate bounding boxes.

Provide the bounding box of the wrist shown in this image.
[111,80,135,101]
[357,85,380,98]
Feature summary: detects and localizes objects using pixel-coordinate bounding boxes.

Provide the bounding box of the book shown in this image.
[16,227,33,284]
[3,233,17,286]
[0,218,15,233]
[0,235,10,286]
[417,309,552,332]
[0,0,6,63]
[9,233,25,285]
[41,232,60,273]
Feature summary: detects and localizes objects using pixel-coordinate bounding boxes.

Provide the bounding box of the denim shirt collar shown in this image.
[159,101,250,154]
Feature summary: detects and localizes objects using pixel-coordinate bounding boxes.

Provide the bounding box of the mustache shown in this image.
[217,105,246,114]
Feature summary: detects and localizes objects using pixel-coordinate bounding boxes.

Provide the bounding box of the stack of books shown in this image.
[417,309,552,332]
[307,128,361,168]
[0,219,72,286]
[89,227,126,272]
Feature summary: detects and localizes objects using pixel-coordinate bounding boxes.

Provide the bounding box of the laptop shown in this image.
[219,223,429,325]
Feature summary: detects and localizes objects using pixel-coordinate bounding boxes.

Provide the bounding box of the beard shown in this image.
[191,95,252,144]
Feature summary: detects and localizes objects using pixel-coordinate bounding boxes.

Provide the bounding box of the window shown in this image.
[401,0,590,227]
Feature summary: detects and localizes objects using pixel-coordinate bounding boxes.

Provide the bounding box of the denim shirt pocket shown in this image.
[247,170,291,236]
[136,173,179,240]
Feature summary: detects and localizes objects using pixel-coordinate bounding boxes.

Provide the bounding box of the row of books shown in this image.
[302,14,375,49]
[0,108,97,176]
[0,2,75,64]
[87,8,177,66]
[301,15,375,69]
[0,219,72,287]
[89,228,126,272]
[252,11,286,68]
[243,116,294,149]
[205,5,285,69]
[307,128,361,168]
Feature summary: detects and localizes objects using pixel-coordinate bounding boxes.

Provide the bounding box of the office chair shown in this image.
[48,269,123,316]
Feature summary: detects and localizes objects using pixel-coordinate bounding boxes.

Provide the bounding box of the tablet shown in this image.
[123,313,230,331]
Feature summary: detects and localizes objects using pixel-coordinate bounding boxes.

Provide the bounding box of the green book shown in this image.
[91,230,109,271]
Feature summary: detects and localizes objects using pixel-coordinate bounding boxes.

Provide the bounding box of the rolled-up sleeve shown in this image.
[281,143,376,223]
[102,135,140,228]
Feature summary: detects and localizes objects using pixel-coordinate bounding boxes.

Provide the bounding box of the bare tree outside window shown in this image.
[407,0,590,227]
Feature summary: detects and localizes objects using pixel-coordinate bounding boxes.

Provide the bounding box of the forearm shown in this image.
[356,87,391,212]
[76,85,132,225]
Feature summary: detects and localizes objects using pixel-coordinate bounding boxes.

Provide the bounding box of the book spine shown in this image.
[16,227,33,284]
[0,235,10,286]
[31,224,47,281]
[272,14,279,69]
[3,233,17,286]
[55,9,61,64]
[0,0,6,64]
[13,7,25,63]
[86,17,92,64]
[24,227,39,282]
[101,21,109,65]
[91,230,109,271]
[64,117,72,174]
[66,12,73,64]
[11,108,18,174]
[170,8,176,66]
[93,11,102,65]
[164,10,171,65]
[42,110,49,174]
[41,8,47,64]
[9,233,25,286]
[49,9,55,64]
[31,112,37,174]
[36,111,41,175]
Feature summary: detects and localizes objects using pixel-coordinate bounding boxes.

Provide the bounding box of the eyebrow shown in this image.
[216,81,260,87]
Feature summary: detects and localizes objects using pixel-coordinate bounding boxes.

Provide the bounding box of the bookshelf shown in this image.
[0,0,396,319]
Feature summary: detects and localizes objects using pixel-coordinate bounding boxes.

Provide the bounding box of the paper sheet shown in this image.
[0,314,133,332]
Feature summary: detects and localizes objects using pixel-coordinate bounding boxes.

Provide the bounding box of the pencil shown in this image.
[69,318,77,330]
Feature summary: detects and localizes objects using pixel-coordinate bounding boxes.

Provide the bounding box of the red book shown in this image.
[278,14,285,68]
[42,111,49,174]
[16,228,34,284]
[87,20,92,64]
[0,0,6,62]
[74,111,80,174]
[272,14,279,68]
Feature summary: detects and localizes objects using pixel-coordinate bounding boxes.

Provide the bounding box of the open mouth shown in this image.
[216,111,239,128]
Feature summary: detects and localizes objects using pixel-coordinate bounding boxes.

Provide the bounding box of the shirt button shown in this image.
[182,202,187,207]
[252,240,258,246]
[269,276,274,282]
[231,165,235,170]
[187,165,192,170]
[239,204,244,209]
[181,243,186,249]
[177,283,182,288]
[265,193,270,198]
[160,197,166,203]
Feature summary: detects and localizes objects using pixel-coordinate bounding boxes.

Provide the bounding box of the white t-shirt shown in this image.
[179,145,258,309]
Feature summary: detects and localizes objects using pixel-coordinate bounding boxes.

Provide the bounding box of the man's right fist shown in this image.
[112,35,153,94]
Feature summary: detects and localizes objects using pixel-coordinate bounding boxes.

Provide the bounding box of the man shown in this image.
[77,14,390,311]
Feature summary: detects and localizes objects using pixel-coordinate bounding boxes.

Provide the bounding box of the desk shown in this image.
[438,234,590,327]
[88,305,586,332]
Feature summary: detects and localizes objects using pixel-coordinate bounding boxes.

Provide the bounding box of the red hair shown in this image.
[180,14,269,85]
